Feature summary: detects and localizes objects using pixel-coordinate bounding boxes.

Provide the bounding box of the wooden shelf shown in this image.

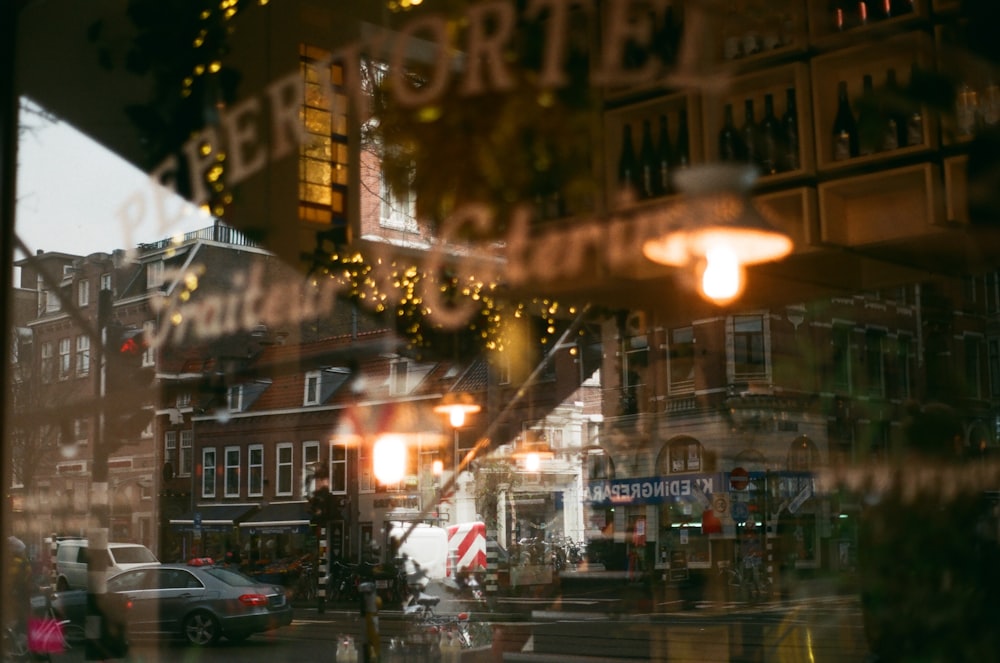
[704,0,808,70]
[818,163,943,247]
[754,186,819,252]
[810,31,937,173]
[806,0,930,52]
[603,92,703,213]
[701,62,815,182]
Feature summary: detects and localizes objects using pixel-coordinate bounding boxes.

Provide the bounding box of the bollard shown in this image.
[359,581,380,662]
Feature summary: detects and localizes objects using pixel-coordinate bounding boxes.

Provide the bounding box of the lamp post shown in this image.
[434,393,481,479]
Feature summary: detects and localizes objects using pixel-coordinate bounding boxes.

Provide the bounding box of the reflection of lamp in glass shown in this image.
[434,392,482,428]
[642,164,793,305]
[373,433,408,485]
[512,432,555,471]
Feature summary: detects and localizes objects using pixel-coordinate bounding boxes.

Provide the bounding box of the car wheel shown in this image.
[183,611,220,646]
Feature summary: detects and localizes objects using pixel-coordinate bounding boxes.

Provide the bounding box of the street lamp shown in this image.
[435,392,481,474]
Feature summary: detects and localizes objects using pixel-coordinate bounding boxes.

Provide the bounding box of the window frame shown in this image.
[224,446,240,498]
[75,334,90,377]
[304,370,320,405]
[248,444,264,498]
[302,441,320,497]
[164,431,177,473]
[331,442,347,494]
[179,430,193,477]
[202,448,217,498]
[276,443,294,497]
[58,337,71,380]
[77,279,89,307]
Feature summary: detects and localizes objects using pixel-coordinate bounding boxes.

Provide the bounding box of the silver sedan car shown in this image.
[100,561,293,646]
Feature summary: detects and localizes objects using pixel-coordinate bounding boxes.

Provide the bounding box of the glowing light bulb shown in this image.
[432,459,444,476]
[448,409,466,428]
[525,452,541,472]
[701,245,742,304]
[373,434,407,484]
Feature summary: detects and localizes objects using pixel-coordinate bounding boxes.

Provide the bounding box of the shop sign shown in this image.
[584,473,724,506]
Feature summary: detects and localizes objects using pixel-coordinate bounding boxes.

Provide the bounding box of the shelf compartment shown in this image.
[701,0,809,71]
[807,0,930,50]
[754,186,819,253]
[603,92,703,213]
[810,31,937,173]
[701,62,815,182]
[944,154,968,224]
[818,162,943,247]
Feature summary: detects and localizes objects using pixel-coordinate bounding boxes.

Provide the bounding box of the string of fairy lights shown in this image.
[165,0,582,355]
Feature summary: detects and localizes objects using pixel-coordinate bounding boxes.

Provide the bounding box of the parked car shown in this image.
[55,540,159,590]
[41,560,294,646]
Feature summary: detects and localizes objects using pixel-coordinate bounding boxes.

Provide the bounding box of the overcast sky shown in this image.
[15,98,208,262]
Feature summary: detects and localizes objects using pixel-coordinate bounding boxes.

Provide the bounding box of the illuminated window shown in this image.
[380,171,418,232]
[299,45,349,236]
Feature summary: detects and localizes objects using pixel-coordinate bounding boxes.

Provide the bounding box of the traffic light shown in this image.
[104,323,155,443]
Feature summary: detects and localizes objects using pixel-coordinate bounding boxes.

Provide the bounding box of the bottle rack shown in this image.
[603,92,703,213]
[701,62,814,182]
[600,0,970,256]
[810,31,936,172]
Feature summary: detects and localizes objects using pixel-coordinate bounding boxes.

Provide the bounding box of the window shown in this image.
[302,441,320,497]
[146,261,164,289]
[787,436,820,471]
[622,335,648,415]
[359,443,373,493]
[732,315,766,379]
[224,446,240,498]
[389,359,409,396]
[830,324,852,393]
[248,445,264,497]
[276,443,293,496]
[77,279,89,307]
[228,385,243,412]
[164,431,177,473]
[864,329,886,397]
[662,436,704,474]
[304,371,320,405]
[58,337,71,380]
[100,273,111,293]
[73,418,88,443]
[331,442,347,494]
[40,342,53,383]
[202,448,216,498]
[888,335,913,400]
[176,392,191,408]
[586,448,614,481]
[299,45,348,231]
[965,335,984,400]
[43,289,59,313]
[989,337,1000,399]
[668,326,695,393]
[141,321,155,366]
[75,335,89,376]
[179,430,193,477]
[380,171,419,232]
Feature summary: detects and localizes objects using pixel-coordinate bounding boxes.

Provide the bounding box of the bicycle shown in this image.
[719,557,772,603]
[293,563,317,603]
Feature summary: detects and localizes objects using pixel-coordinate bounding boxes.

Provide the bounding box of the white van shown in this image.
[55,540,159,590]
[389,523,449,580]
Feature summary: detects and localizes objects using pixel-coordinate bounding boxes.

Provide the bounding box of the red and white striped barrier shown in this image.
[447,521,486,576]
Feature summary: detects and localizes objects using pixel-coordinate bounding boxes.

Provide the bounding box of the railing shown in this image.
[139,223,261,252]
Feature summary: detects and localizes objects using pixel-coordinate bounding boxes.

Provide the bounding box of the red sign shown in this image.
[730,467,749,491]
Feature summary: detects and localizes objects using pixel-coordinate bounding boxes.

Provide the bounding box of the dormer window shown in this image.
[146,261,164,289]
[228,385,243,412]
[304,370,321,405]
[389,359,409,396]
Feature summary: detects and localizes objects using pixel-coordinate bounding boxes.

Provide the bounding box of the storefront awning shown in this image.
[239,502,312,535]
[169,504,259,533]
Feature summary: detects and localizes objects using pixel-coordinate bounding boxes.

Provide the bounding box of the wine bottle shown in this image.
[882,68,907,151]
[639,119,658,199]
[781,87,800,171]
[656,114,672,196]
[741,98,759,167]
[719,103,741,162]
[832,80,859,161]
[617,123,641,204]
[905,63,925,147]
[673,108,691,173]
[759,93,781,175]
[857,74,879,156]
[856,0,870,27]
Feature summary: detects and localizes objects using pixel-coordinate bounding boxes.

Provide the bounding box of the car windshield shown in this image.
[110,547,158,565]
[203,567,266,588]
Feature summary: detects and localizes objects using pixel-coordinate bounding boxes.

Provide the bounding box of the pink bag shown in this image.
[27,617,65,654]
